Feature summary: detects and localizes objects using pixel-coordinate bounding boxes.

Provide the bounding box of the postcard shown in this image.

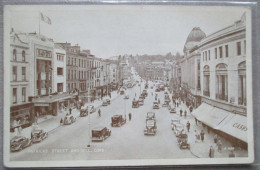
[3,5,254,167]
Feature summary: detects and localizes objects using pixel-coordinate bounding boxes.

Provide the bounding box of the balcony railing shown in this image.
[203,90,210,97]
[216,93,228,102]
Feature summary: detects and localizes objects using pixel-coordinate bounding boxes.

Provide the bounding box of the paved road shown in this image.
[10,69,195,161]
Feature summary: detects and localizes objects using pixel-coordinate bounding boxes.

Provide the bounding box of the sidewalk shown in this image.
[10,90,120,139]
[174,100,248,158]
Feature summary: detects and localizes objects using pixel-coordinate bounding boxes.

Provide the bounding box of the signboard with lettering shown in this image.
[37,49,52,58]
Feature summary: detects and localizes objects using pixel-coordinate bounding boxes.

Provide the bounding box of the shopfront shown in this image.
[10,103,34,132]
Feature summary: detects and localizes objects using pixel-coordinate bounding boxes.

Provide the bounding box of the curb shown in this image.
[189,146,200,158]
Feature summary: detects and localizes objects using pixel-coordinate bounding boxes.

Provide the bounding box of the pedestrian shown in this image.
[98,109,101,117]
[195,117,198,125]
[214,134,218,143]
[177,102,179,108]
[60,118,63,125]
[135,93,136,97]
[180,109,183,117]
[18,126,23,136]
[194,130,198,143]
[109,93,111,99]
[158,99,160,104]
[69,108,72,115]
[186,121,190,132]
[196,130,200,142]
[217,139,222,152]
[184,110,187,118]
[200,129,205,142]
[207,126,210,134]
[209,146,215,158]
[128,112,132,121]
[229,150,235,157]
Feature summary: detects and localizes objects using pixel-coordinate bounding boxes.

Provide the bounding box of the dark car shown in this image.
[80,108,88,117]
[153,101,159,109]
[142,90,148,97]
[120,90,125,95]
[31,129,48,143]
[132,100,139,108]
[10,136,32,152]
[111,115,126,127]
[92,127,111,142]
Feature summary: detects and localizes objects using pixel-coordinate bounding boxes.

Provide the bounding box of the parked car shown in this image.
[144,119,157,135]
[31,129,48,143]
[104,98,111,104]
[171,118,180,130]
[10,136,32,152]
[124,94,129,99]
[173,123,184,137]
[142,90,148,97]
[102,100,109,106]
[80,107,88,117]
[91,126,111,142]
[64,115,76,125]
[146,112,156,120]
[138,98,144,106]
[162,101,169,107]
[132,100,139,108]
[170,107,176,114]
[111,115,126,127]
[139,95,145,100]
[153,101,159,109]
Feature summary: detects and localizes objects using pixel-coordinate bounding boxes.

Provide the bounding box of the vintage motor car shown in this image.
[146,112,156,120]
[155,88,160,92]
[142,89,148,97]
[80,107,88,117]
[64,115,76,125]
[153,101,159,109]
[91,126,111,142]
[162,101,169,107]
[145,84,149,89]
[177,132,190,149]
[138,98,144,106]
[173,123,184,137]
[102,100,109,106]
[170,107,176,114]
[132,100,139,108]
[88,105,96,114]
[120,90,125,95]
[31,129,48,143]
[171,118,180,130]
[124,94,129,99]
[144,119,157,135]
[104,98,111,104]
[111,115,126,127]
[10,136,32,152]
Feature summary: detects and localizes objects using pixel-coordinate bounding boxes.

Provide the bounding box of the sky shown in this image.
[6,5,247,58]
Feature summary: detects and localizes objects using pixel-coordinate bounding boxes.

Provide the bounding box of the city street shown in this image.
[10,69,195,161]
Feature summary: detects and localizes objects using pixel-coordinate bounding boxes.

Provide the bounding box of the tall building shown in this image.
[180,27,206,107]
[193,13,247,149]
[10,32,34,131]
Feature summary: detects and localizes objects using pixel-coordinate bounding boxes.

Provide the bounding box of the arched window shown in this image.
[13,49,17,61]
[22,50,25,61]
[238,61,246,106]
[203,65,210,97]
[215,63,228,101]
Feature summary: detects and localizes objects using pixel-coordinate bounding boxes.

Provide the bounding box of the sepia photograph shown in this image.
[3,5,253,167]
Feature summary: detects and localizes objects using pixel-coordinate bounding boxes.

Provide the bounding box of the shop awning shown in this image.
[201,107,233,129]
[218,114,247,143]
[191,103,213,120]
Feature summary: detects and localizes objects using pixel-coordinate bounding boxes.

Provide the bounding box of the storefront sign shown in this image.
[37,48,52,58]
[233,123,247,131]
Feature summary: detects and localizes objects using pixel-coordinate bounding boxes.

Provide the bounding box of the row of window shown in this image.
[12,66,26,81]
[12,49,26,62]
[12,87,26,104]
[202,40,246,62]
[57,54,64,61]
